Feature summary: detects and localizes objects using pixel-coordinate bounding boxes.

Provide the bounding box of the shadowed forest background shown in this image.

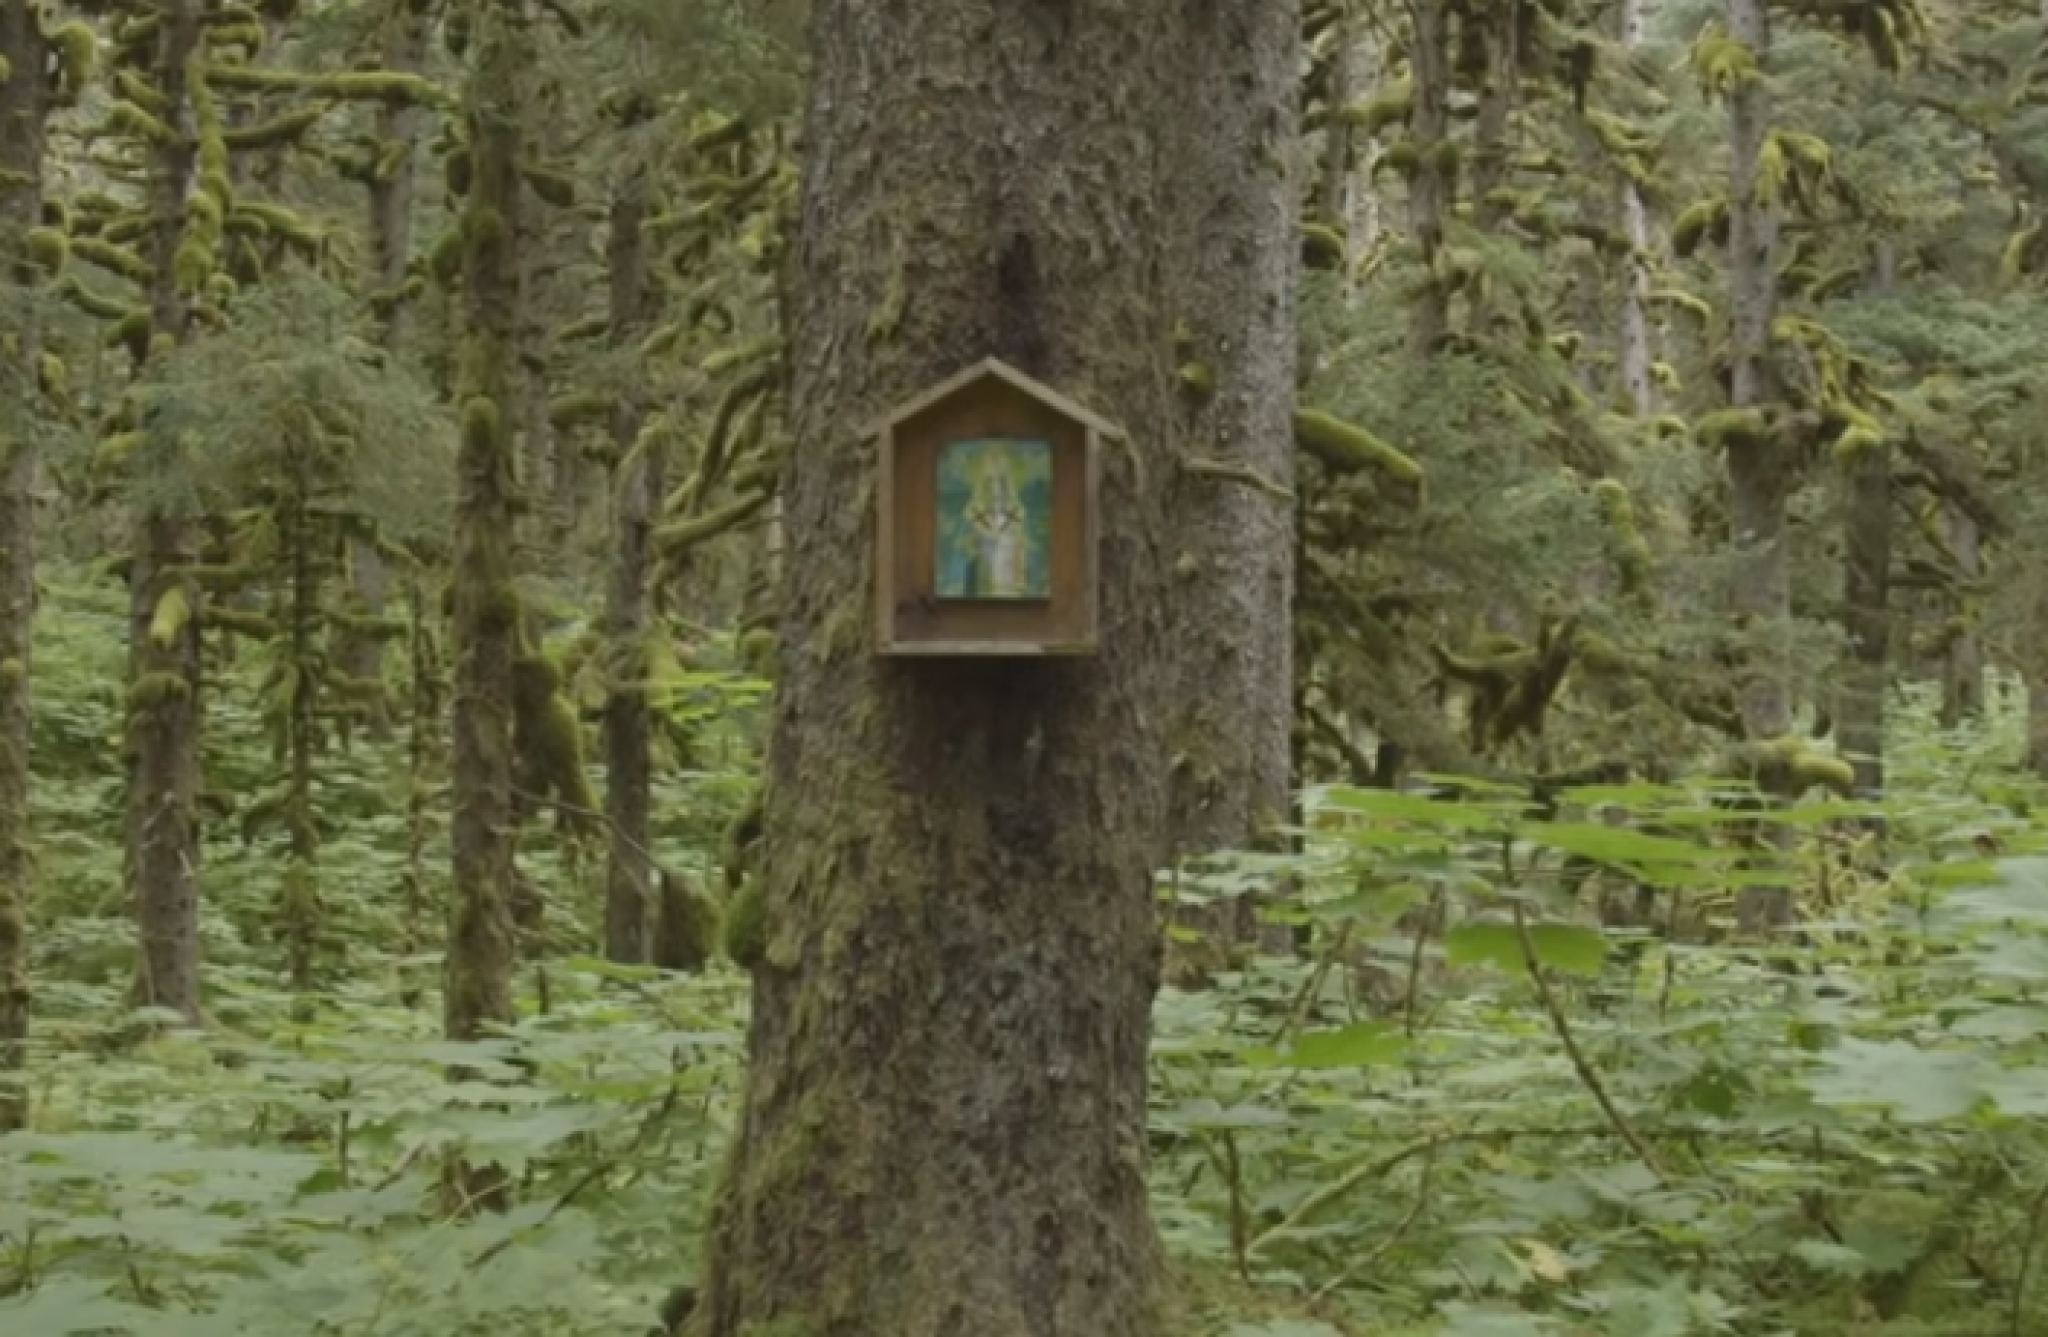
[8,0,2048,1333]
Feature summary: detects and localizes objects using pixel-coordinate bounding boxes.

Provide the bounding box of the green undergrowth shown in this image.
[9,575,2048,1336]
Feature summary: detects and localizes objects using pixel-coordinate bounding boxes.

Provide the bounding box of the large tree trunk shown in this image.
[129,0,206,1027]
[445,0,524,1043]
[0,0,46,1129]
[601,165,656,965]
[680,1,1295,1331]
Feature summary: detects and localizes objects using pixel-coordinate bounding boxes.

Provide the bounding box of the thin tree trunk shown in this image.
[1407,0,1452,357]
[2027,639,2048,781]
[0,0,46,1129]
[1839,447,1889,798]
[129,0,206,1027]
[341,0,429,741]
[1724,0,1794,928]
[1618,0,1656,415]
[680,1,1295,1330]
[1315,13,1378,302]
[1939,506,1984,728]
[602,165,656,965]
[1837,240,1894,803]
[1724,0,1789,742]
[445,0,524,1044]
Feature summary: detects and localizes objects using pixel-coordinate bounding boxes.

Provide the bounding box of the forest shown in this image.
[5,0,2048,1333]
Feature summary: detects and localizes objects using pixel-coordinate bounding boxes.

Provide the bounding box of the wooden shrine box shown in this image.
[871,358,1110,656]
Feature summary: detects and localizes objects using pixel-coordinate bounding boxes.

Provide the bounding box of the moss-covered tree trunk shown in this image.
[1839,444,1889,799]
[1617,0,1656,416]
[1938,506,1984,729]
[1723,0,1794,927]
[445,0,523,1042]
[128,0,206,1026]
[0,0,46,1129]
[1407,0,1452,357]
[340,0,430,741]
[1163,0,1298,947]
[680,1,1292,1331]
[1722,0,1790,745]
[2027,601,2048,781]
[601,162,655,965]
[1838,246,1895,803]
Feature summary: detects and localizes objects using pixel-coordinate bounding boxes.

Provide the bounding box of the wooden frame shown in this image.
[871,358,1111,656]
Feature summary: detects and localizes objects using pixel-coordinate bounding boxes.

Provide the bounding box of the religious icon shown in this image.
[934,436,1054,600]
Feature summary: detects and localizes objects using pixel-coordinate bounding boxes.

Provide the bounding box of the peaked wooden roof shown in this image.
[863,357,1124,440]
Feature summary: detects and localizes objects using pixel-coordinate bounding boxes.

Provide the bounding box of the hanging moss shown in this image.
[48,21,96,94]
[107,100,177,145]
[71,236,148,284]
[655,488,772,554]
[546,391,614,431]
[1339,81,1412,136]
[1695,406,1772,451]
[1728,737,1855,798]
[204,19,265,57]
[1294,408,1423,487]
[512,650,599,826]
[1300,222,1345,271]
[1591,479,1652,597]
[444,145,473,197]
[652,871,714,973]
[520,163,576,208]
[1690,20,1761,98]
[1670,198,1730,259]
[107,310,152,363]
[205,66,447,107]
[223,106,328,152]
[24,228,66,273]
[722,878,766,971]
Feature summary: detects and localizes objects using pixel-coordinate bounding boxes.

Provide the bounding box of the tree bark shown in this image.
[1164,0,1298,939]
[445,0,524,1043]
[1838,444,1889,799]
[129,0,206,1027]
[1407,0,1452,357]
[1724,0,1789,742]
[341,0,431,742]
[1723,0,1794,927]
[681,0,1296,1330]
[1939,506,1984,729]
[1617,0,1656,416]
[1837,242,1895,804]
[602,164,656,965]
[0,0,46,1129]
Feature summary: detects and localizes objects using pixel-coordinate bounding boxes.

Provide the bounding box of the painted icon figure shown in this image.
[935,437,1052,601]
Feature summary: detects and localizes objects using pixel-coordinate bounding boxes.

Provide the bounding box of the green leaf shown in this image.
[0,1277,155,1335]
[1803,1038,1988,1123]
[1524,821,1722,867]
[1446,921,1607,976]
[1791,1238,1872,1276]
[1251,1021,1410,1069]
